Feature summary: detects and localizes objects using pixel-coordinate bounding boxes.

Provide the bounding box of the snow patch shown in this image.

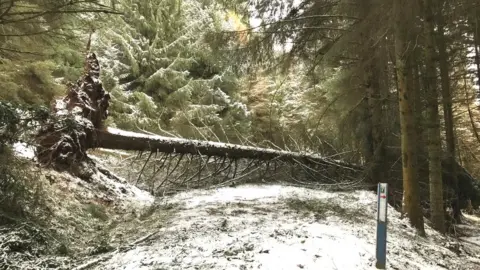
[13,142,35,159]
[94,171,154,207]
[91,148,131,157]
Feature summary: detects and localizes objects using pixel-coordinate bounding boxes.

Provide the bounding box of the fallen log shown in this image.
[96,127,361,171]
[35,51,361,184]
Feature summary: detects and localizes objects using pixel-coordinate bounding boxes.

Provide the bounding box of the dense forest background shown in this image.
[2,0,480,238]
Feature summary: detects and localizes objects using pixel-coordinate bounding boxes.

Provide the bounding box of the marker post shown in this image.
[376,183,388,269]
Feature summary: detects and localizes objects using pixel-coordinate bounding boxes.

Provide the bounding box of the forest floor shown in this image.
[2,146,480,270]
[76,185,480,270]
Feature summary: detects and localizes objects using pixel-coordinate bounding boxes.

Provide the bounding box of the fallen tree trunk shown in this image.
[35,52,362,183]
[96,128,361,171]
[95,127,364,189]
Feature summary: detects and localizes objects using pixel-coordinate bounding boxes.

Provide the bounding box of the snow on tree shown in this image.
[91,0,251,142]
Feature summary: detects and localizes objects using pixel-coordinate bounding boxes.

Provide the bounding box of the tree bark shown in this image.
[394,0,426,235]
[423,0,445,233]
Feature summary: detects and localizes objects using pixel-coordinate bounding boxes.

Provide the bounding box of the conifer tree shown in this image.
[93,0,251,141]
[422,0,445,233]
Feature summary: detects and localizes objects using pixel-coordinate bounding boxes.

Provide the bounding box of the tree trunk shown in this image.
[413,62,430,186]
[364,59,386,186]
[34,52,362,182]
[395,0,425,233]
[359,0,387,187]
[408,49,428,183]
[394,0,426,235]
[423,0,445,233]
[436,1,460,225]
[96,128,361,171]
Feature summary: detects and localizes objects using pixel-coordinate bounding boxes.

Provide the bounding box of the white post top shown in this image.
[378,183,387,223]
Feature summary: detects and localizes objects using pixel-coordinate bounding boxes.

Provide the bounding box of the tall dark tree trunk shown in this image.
[411,60,429,185]
[364,56,386,186]
[436,0,460,225]
[394,0,426,235]
[359,0,387,187]
[422,0,446,233]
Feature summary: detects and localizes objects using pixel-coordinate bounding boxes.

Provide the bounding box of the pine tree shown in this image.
[93,0,251,141]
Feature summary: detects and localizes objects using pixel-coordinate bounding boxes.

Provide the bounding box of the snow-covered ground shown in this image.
[13,142,35,160]
[79,185,480,270]
[7,145,480,270]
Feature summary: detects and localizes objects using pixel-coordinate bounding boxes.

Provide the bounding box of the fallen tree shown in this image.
[35,52,362,185]
[97,128,360,170]
[34,51,480,213]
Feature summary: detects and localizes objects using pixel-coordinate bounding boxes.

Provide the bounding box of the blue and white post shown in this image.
[376,183,388,269]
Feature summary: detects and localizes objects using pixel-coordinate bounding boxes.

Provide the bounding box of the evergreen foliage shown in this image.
[0,0,116,105]
[0,101,49,223]
[93,0,251,141]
